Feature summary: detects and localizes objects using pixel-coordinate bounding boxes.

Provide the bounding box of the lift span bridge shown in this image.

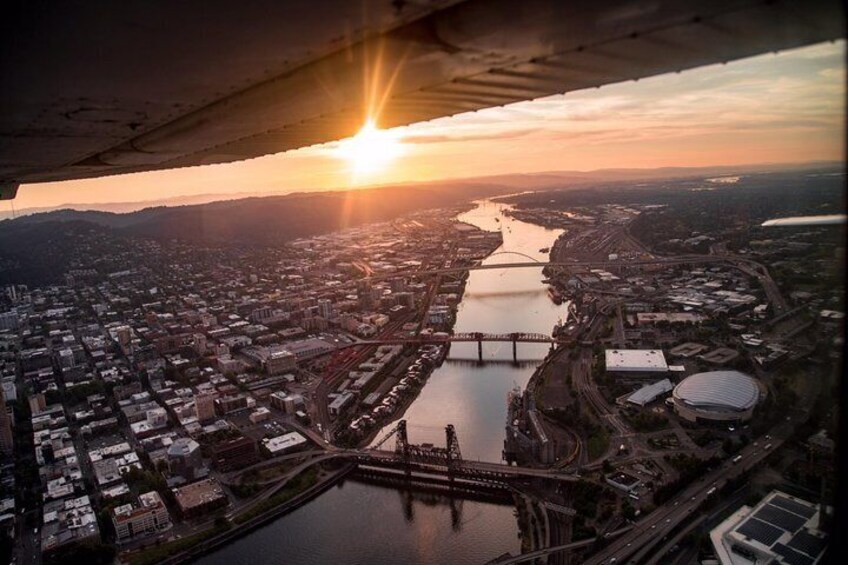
[344,420,580,487]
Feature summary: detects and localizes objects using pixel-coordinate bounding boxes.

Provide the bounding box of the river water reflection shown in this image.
[198,200,568,565]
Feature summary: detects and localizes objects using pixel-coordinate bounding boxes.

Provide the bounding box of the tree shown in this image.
[621,500,636,521]
[43,542,115,565]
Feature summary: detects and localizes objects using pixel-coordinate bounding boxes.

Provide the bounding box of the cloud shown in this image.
[402,128,536,144]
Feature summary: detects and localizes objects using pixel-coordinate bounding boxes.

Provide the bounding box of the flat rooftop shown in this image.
[712,490,828,565]
[172,478,226,511]
[605,349,669,372]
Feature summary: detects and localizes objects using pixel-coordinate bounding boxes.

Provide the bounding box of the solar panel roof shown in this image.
[771,495,816,519]
[755,504,807,533]
[773,543,815,565]
[787,530,827,558]
[738,517,785,546]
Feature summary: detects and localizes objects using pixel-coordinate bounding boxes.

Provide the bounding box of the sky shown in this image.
[13,39,845,211]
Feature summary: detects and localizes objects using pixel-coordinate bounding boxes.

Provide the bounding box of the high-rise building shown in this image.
[317,299,333,319]
[390,278,407,293]
[29,392,46,415]
[194,392,217,424]
[0,387,13,455]
[167,438,202,480]
[192,333,207,355]
[357,280,374,310]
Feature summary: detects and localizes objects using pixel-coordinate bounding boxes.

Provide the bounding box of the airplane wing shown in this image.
[761,214,847,227]
[1,0,844,192]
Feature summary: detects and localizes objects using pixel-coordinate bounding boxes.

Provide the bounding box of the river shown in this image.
[198,200,569,565]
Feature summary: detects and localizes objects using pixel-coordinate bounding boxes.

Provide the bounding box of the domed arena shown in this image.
[672,370,761,423]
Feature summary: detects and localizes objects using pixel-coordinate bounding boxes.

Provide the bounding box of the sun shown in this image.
[335,120,404,175]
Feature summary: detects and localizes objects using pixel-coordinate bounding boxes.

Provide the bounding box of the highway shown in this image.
[488,525,633,564]
[584,421,794,565]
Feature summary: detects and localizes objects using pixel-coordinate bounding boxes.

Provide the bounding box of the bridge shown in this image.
[368,254,787,313]
[336,420,580,486]
[368,254,763,280]
[337,332,569,361]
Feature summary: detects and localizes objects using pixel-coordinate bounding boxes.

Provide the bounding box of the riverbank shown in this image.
[355,344,453,449]
[126,463,354,565]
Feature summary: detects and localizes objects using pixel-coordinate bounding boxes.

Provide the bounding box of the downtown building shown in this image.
[710,490,828,564]
[112,491,172,543]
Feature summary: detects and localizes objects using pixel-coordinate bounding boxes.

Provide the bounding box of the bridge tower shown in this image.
[510,332,518,362]
[445,424,462,470]
[395,419,410,461]
[474,332,484,362]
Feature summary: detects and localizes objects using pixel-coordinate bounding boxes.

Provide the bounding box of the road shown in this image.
[584,420,795,565]
[16,509,41,565]
[491,525,633,564]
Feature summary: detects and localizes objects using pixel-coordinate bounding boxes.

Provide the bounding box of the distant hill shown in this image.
[5,160,840,222]
[0,161,841,286]
[0,180,519,247]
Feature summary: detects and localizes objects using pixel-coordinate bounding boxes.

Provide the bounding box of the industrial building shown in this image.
[672,370,760,423]
[710,490,828,565]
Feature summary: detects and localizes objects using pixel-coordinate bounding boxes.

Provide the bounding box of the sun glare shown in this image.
[335,120,404,175]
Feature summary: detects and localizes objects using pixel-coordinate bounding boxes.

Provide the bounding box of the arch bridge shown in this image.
[367,254,753,280]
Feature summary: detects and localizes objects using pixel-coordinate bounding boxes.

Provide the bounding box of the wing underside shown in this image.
[0,0,844,187]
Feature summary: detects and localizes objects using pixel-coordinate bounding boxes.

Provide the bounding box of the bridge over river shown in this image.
[337,332,571,361]
[327,420,580,487]
[366,254,743,280]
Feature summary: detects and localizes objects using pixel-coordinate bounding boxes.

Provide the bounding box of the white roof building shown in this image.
[605,349,669,372]
[262,432,307,454]
[626,379,674,406]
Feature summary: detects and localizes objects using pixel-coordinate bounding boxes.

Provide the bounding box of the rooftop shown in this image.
[172,478,227,511]
[673,370,760,412]
[711,490,828,565]
[605,349,669,372]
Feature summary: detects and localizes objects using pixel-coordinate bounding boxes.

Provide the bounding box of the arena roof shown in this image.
[673,370,760,412]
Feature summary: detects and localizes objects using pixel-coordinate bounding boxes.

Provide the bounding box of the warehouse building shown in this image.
[626,378,674,407]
